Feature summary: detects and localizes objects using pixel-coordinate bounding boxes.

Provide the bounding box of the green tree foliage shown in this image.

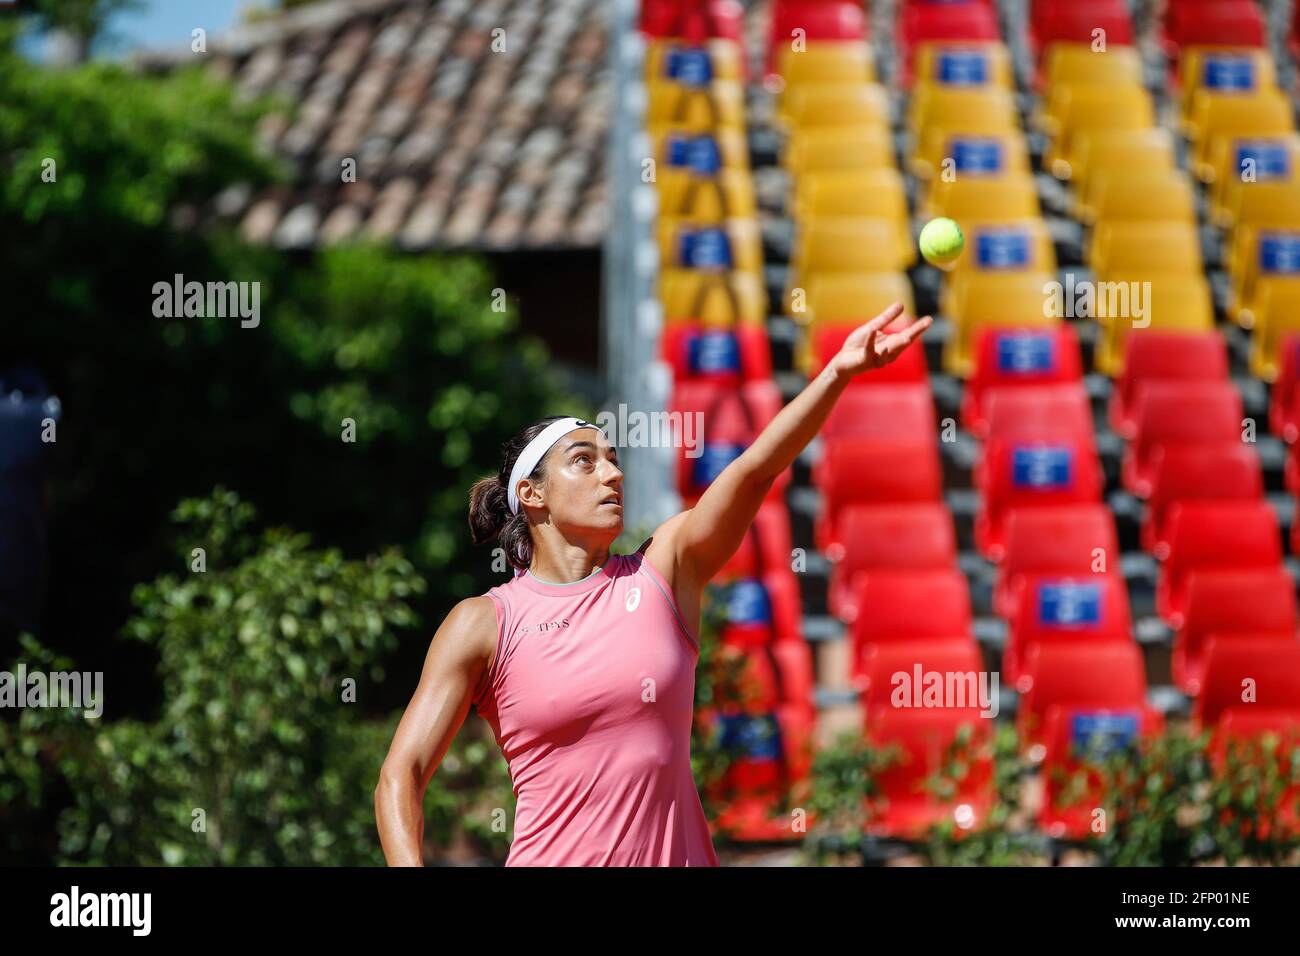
[0,40,588,684]
[0,490,515,865]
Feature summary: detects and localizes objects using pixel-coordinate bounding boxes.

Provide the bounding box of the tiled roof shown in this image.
[139,0,610,251]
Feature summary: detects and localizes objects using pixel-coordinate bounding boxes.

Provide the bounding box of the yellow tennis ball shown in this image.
[919,217,965,269]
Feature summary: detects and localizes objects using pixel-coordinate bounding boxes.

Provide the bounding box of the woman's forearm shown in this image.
[375,766,427,866]
[733,360,851,485]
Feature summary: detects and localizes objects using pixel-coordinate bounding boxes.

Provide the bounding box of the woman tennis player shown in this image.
[375,302,930,866]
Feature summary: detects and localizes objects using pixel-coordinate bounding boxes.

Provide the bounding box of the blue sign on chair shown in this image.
[1012,446,1072,489]
[996,332,1055,373]
[687,330,742,376]
[1070,712,1139,758]
[1038,582,1102,627]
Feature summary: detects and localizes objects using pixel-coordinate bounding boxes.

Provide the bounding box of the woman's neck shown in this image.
[527,542,612,584]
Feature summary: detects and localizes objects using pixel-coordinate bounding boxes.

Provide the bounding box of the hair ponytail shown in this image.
[467,416,570,571]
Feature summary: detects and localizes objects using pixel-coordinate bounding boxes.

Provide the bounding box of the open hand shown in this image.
[832,302,933,377]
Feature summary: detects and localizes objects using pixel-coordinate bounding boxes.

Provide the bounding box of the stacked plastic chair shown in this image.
[642,0,815,842]
[788,0,1009,841]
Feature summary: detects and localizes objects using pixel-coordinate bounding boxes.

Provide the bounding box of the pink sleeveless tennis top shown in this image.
[471,548,720,867]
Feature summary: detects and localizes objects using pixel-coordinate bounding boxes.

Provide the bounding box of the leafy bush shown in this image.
[0,489,516,865]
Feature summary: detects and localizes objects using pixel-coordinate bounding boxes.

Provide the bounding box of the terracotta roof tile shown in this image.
[140,0,610,250]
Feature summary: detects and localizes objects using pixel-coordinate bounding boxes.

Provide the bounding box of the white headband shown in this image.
[507,417,604,515]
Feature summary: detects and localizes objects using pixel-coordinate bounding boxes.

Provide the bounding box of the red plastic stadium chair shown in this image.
[974,437,1104,562]
[1195,636,1300,730]
[1172,568,1298,696]
[715,571,805,647]
[1031,1,1134,62]
[1142,443,1262,558]
[1109,332,1229,439]
[1003,573,1133,690]
[1164,1,1264,55]
[1269,333,1300,443]
[962,326,1083,436]
[1039,705,1165,839]
[811,321,930,387]
[864,704,995,839]
[661,324,774,385]
[814,439,943,554]
[979,384,1096,454]
[849,570,973,674]
[897,2,1000,87]
[856,636,985,709]
[1017,641,1150,755]
[993,504,1118,619]
[823,384,936,441]
[1121,381,1244,499]
[670,380,788,502]
[643,0,745,46]
[707,703,815,841]
[1157,500,1283,628]
[827,503,957,622]
[1207,708,1300,840]
[765,0,867,76]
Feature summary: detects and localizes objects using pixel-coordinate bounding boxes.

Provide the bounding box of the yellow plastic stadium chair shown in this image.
[656,167,757,220]
[783,126,896,175]
[787,218,914,307]
[1086,171,1197,227]
[1066,128,1180,195]
[913,128,1031,186]
[930,175,1041,223]
[1092,276,1216,376]
[1187,89,1294,181]
[782,83,891,132]
[1227,229,1300,327]
[946,251,1055,321]
[776,42,876,122]
[645,40,744,84]
[1042,43,1144,92]
[792,168,910,240]
[1223,180,1300,237]
[660,269,767,326]
[1088,222,1204,279]
[796,272,916,372]
[1209,135,1300,226]
[951,220,1056,272]
[1250,282,1300,380]
[940,221,1057,314]
[911,87,1018,144]
[1179,48,1278,121]
[912,42,1014,92]
[797,272,915,325]
[646,79,747,131]
[1071,141,1185,221]
[1044,85,1155,178]
[942,272,1059,377]
[650,125,751,170]
[656,217,764,275]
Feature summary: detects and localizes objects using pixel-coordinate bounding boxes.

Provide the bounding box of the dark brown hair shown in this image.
[468,416,571,571]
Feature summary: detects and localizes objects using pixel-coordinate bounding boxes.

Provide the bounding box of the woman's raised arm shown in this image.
[667,302,931,586]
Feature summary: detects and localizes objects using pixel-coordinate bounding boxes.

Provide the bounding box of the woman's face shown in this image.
[520,427,624,536]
